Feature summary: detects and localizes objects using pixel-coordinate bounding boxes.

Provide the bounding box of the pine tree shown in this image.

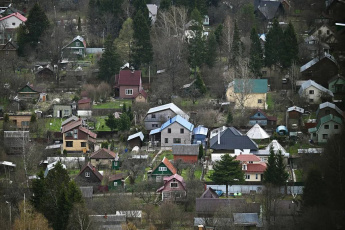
[132,9,153,68]
[119,113,131,131]
[281,22,298,68]
[214,24,223,48]
[303,168,327,207]
[264,19,284,67]
[210,154,244,197]
[205,32,217,68]
[105,114,118,131]
[25,3,50,46]
[98,35,121,82]
[249,28,263,78]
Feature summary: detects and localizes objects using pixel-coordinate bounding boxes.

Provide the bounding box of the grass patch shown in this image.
[287,142,319,155]
[157,150,173,161]
[181,168,202,180]
[94,116,111,131]
[46,118,63,132]
[266,92,274,110]
[204,170,214,182]
[93,100,132,109]
[294,169,303,182]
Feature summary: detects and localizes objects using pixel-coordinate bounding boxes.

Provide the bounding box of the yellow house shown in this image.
[236,154,266,182]
[61,119,97,153]
[226,79,268,110]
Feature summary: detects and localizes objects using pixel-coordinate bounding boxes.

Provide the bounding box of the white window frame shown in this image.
[85,172,90,177]
[245,174,250,179]
[113,181,118,186]
[125,89,133,95]
[159,167,167,171]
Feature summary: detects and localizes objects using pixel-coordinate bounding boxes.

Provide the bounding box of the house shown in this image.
[328,74,345,94]
[309,114,343,143]
[226,79,268,110]
[146,4,158,24]
[133,89,147,103]
[248,109,277,127]
[0,39,18,62]
[210,127,258,154]
[203,15,209,26]
[8,113,31,129]
[192,125,208,147]
[17,84,41,101]
[61,115,80,127]
[172,144,199,164]
[246,124,270,140]
[254,0,284,21]
[62,35,87,59]
[300,53,338,87]
[90,148,117,170]
[108,173,124,190]
[156,174,187,201]
[255,140,289,163]
[298,79,334,104]
[44,161,67,178]
[0,12,26,42]
[149,115,194,148]
[300,35,330,59]
[149,157,177,182]
[309,24,336,42]
[53,104,72,118]
[200,187,220,199]
[316,102,344,122]
[127,131,144,149]
[287,106,305,119]
[144,103,189,130]
[61,119,97,153]
[75,163,103,190]
[114,68,142,99]
[78,97,92,110]
[35,65,55,82]
[236,154,266,182]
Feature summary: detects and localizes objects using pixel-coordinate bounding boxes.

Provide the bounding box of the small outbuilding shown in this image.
[127,132,144,149]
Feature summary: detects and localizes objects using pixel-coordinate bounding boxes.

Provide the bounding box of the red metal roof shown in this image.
[0,12,27,22]
[157,173,186,192]
[108,173,124,182]
[79,126,97,139]
[90,148,116,159]
[116,70,141,86]
[61,120,82,133]
[236,154,261,162]
[162,157,177,174]
[133,89,147,99]
[245,163,267,173]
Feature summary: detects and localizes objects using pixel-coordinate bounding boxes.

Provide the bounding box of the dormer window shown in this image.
[85,172,90,177]
[242,164,247,170]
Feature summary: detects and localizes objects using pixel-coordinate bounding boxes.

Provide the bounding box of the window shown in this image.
[85,172,90,177]
[96,159,99,162]
[323,134,328,139]
[21,121,29,127]
[81,142,86,147]
[309,90,314,94]
[245,174,250,179]
[258,113,260,116]
[114,161,118,166]
[159,167,167,171]
[165,138,168,143]
[249,161,253,164]
[242,164,247,170]
[76,42,80,46]
[324,125,329,129]
[64,110,69,115]
[171,182,178,188]
[156,176,162,182]
[74,134,78,139]
[180,128,184,134]
[313,133,316,137]
[335,125,339,129]
[256,174,258,180]
[258,99,262,104]
[173,138,181,143]
[309,99,314,103]
[327,30,330,35]
[152,124,158,128]
[12,22,15,26]
[66,141,73,147]
[74,129,78,134]
[168,128,171,133]
[125,89,133,95]
[151,114,156,119]
[5,51,9,55]
[113,181,118,186]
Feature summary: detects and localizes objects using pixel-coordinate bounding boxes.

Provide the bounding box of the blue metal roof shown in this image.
[149,128,161,135]
[160,115,194,131]
[193,125,208,135]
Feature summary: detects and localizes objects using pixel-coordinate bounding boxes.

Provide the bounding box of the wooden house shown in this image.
[156,174,186,201]
[172,144,199,164]
[75,163,103,191]
[249,109,277,127]
[127,132,144,149]
[114,68,142,99]
[62,35,87,59]
[90,148,117,170]
[108,173,124,190]
[149,157,177,182]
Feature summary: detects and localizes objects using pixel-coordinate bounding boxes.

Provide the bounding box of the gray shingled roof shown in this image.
[257,1,282,20]
[172,144,199,156]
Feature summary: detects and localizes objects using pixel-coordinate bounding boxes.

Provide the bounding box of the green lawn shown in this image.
[204,170,213,182]
[157,150,174,161]
[46,118,63,132]
[294,169,303,182]
[287,142,319,155]
[93,100,132,109]
[181,168,202,180]
[266,92,274,110]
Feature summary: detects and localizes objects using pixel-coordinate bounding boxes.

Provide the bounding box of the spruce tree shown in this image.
[303,168,327,207]
[198,144,204,160]
[98,35,121,82]
[210,154,244,197]
[263,146,278,184]
[25,3,50,46]
[249,28,263,78]
[281,22,298,68]
[264,19,284,67]
[195,72,207,95]
[275,151,289,186]
[132,9,153,68]
[205,32,217,68]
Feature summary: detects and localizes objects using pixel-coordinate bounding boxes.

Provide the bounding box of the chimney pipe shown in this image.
[217,132,220,145]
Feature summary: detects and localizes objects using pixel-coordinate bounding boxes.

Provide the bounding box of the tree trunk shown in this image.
[226,183,229,197]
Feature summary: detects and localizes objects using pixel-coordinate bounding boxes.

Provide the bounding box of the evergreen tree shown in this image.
[105,114,118,131]
[210,154,244,197]
[226,110,233,125]
[98,35,121,82]
[16,24,27,56]
[25,3,50,46]
[188,8,205,76]
[249,28,263,78]
[114,18,134,63]
[281,22,298,68]
[127,106,134,121]
[303,168,327,207]
[195,72,207,95]
[214,24,223,48]
[263,146,278,184]
[231,22,241,68]
[132,9,153,68]
[4,113,9,122]
[275,151,289,186]
[205,32,217,68]
[264,19,284,67]
[119,113,131,131]
[30,113,37,122]
[198,144,204,160]
[122,103,127,113]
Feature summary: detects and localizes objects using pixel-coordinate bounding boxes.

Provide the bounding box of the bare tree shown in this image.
[222,15,234,69]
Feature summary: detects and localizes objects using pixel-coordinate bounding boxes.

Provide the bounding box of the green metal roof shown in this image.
[234,79,268,93]
[309,114,343,133]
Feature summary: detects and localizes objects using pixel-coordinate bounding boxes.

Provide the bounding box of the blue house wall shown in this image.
[249,111,268,126]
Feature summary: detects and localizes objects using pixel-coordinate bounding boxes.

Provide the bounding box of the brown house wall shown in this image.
[301,59,338,87]
[119,85,139,99]
[8,115,31,129]
[288,111,301,119]
[128,138,142,149]
[173,155,198,164]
